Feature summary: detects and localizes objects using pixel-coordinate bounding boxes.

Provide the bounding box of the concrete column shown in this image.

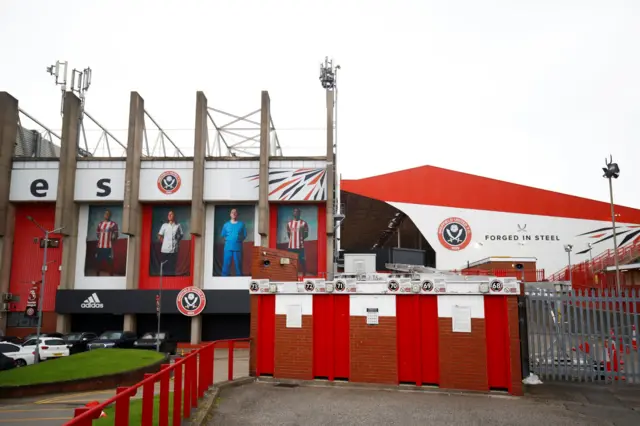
[123,92,145,331]
[0,204,15,333]
[56,93,81,292]
[123,314,136,333]
[0,92,18,238]
[258,91,271,247]
[190,315,202,345]
[123,92,144,289]
[0,93,18,334]
[190,91,208,345]
[325,90,335,280]
[56,312,71,334]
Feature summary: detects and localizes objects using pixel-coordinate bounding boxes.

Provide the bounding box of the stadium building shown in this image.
[1,90,639,343]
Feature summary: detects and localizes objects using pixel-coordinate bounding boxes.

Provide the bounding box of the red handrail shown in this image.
[65,338,249,426]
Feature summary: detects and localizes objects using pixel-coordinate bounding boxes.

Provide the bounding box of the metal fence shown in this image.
[525,288,640,384]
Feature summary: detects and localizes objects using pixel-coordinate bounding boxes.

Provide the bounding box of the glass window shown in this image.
[22,339,38,347]
[141,332,165,339]
[64,333,83,342]
[0,343,19,353]
[7,313,39,328]
[45,339,65,346]
[99,332,122,339]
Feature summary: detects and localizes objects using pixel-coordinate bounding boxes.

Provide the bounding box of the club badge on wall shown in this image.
[176,286,206,316]
[25,284,39,317]
[157,171,182,195]
[438,217,472,251]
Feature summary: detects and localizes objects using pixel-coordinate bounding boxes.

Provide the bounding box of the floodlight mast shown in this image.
[319,57,342,277]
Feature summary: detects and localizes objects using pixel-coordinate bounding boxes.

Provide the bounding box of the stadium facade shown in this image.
[1,91,638,342]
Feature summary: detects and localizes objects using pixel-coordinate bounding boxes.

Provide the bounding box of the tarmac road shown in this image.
[211,381,640,426]
[0,389,117,425]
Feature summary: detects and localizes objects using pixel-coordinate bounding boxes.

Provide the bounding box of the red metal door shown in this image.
[484,296,510,390]
[397,295,439,386]
[419,296,439,385]
[313,295,332,378]
[333,295,350,379]
[313,295,350,380]
[257,295,275,376]
[397,295,418,384]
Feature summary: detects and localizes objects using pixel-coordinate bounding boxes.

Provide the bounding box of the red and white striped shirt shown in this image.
[96,220,119,249]
[287,220,308,249]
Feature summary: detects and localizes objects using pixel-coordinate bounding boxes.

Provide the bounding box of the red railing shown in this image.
[456,268,546,282]
[65,338,249,426]
[548,239,640,282]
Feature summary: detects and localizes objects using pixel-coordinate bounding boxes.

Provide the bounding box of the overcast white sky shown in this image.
[1,0,638,210]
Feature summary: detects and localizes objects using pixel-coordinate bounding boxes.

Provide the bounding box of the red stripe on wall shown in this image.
[138,204,193,290]
[9,204,61,312]
[342,165,640,223]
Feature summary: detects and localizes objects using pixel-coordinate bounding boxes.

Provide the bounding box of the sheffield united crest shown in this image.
[438,217,472,251]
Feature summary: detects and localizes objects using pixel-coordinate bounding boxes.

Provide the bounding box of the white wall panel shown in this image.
[139,161,193,201]
[203,168,259,201]
[275,294,313,315]
[74,162,126,201]
[391,202,640,275]
[437,295,485,318]
[9,161,59,201]
[349,295,396,317]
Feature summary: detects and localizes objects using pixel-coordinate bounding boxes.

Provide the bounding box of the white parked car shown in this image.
[0,341,36,367]
[21,337,70,361]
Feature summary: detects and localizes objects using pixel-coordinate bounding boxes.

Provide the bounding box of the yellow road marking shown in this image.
[0,418,70,423]
[0,408,72,413]
[36,389,115,404]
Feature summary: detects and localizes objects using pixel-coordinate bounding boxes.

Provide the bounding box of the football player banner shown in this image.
[150,205,192,277]
[275,204,319,276]
[212,205,256,277]
[84,205,128,277]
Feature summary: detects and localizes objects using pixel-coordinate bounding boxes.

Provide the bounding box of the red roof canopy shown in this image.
[341,165,640,223]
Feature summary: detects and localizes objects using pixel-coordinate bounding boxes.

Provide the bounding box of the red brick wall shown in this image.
[507,297,523,395]
[251,246,298,281]
[438,318,488,392]
[350,316,397,385]
[274,315,313,380]
[6,312,58,338]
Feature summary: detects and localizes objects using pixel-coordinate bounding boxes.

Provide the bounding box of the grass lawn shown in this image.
[0,349,165,386]
[95,392,181,426]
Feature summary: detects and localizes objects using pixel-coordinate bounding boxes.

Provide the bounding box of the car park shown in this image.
[64,332,98,354]
[21,337,70,361]
[87,331,137,350]
[0,342,35,367]
[22,332,64,341]
[133,332,177,355]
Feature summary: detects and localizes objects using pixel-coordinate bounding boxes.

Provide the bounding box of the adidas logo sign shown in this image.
[81,293,104,309]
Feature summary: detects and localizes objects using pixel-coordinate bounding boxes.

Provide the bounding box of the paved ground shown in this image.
[0,349,248,425]
[210,382,640,426]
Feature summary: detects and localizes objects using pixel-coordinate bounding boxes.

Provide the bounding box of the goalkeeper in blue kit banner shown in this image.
[220,208,248,276]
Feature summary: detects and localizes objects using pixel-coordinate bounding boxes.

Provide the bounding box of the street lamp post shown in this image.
[602,155,622,294]
[564,244,573,286]
[156,260,168,352]
[27,216,63,364]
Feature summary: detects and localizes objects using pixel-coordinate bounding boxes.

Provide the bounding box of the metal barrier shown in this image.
[525,288,639,383]
[65,338,249,425]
